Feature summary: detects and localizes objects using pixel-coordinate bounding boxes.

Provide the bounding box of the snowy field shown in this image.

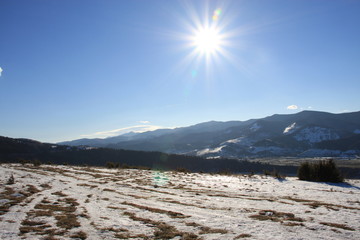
[0,164,359,240]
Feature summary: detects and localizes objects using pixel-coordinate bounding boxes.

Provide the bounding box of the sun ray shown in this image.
[178,4,234,74]
[160,1,259,86]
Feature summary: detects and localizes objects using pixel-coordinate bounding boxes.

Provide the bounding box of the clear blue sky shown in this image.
[1,0,359,143]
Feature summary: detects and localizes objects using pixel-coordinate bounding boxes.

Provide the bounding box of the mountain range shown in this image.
[60,110,360,158]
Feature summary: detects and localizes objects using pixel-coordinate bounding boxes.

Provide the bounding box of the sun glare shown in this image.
[193,26,222,54]
[171,4,242,77]
[181,6,230,67]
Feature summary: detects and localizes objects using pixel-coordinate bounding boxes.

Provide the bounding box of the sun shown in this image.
[193,26,222,54]
[171,5,241,76]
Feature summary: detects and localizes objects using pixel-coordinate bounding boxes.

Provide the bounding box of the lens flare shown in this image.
[191,69,198,78]
[152,171,169,186]
[212,8,222,21]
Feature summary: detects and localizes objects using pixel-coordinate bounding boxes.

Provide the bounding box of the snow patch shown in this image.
[225,138,241,144]
[196,146,225,156]
[294,127,339,143]
[283,122,299,135]
[223,137,254,146]
[250,123,261,132]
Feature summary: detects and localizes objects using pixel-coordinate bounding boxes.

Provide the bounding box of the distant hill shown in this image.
[0,135,298,174]
[2,135,360,178]
[60,110,360,158]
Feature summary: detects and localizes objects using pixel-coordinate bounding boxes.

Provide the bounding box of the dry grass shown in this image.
[19,219,52,235]
[305,202,360,211]
[282,222,305,227]
[114,233,149,239]
[43,228,67,236]
[320,222,355,231]
[35,203,76,213]
[41,198,52,204]
[122,201,189,218]
[283,196,314,203]
[19,226,49,234]
[185,221,228,236]
[30,209,54,217]
[40,183,52,189]
[185,222,202,227]
[55,214,81,229]
[199,226,228,234]
[52,191,67,197]
[19,194,81,237]
[284,197,360,211]
[127,193,149,199]
[181,233,202,240]
[0,185,41,216]
[123,211,200,239]
[23,195,82,238]
[90,173,106,178]
[153,224,200,239]
[100,226,129,233]
[250,210,304,223]
[0,187,15,215]
[70,230,88,239]
[234,233,252,239]
[107,206,127,210]
[123,211,160,225]
[60,197,79,206]
[154,223,182,239]
[21,219,47,226]
[22,184,41,196]
[77,183,97,188]
[103,188,116,192]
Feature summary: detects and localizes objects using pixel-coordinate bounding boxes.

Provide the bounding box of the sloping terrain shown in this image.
[60,110,360,158]
[1,164,360,239]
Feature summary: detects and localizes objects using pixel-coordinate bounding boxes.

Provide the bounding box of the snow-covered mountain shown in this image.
[59,110,360,158]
